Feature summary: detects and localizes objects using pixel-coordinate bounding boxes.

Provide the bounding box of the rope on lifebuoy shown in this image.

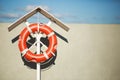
[25,22,32,33]
[47,32,55,38]
[21,48,29,56]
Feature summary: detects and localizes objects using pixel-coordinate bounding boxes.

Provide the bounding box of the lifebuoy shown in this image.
[18,23,57,63]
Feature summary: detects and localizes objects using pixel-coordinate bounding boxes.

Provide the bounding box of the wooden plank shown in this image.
[37,8,69,32]
[8,8,38,32]
[8,7,70,32]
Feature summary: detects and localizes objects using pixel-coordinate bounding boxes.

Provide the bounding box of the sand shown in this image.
[0,23,120,80]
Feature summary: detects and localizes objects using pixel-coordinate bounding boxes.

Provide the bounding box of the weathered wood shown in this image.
[37,8,69,31]
[8,8,38,31]
[8,7,69,32]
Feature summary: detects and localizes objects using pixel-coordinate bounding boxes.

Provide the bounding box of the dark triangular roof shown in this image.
[8,7,70,32]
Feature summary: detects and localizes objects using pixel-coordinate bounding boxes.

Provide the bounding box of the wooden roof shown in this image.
[8,7,70,32]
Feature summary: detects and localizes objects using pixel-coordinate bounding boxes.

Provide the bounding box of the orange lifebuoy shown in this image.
[18,23,57,63]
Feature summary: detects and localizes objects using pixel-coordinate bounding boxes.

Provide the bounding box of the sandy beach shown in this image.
[0,23,120,80]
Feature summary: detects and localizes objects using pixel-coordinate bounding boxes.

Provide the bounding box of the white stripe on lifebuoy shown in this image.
[25,22,32,33]
[51,51,55,56]
[21,48,29,56]
[48,32,54,38]
[43,52,49,59]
